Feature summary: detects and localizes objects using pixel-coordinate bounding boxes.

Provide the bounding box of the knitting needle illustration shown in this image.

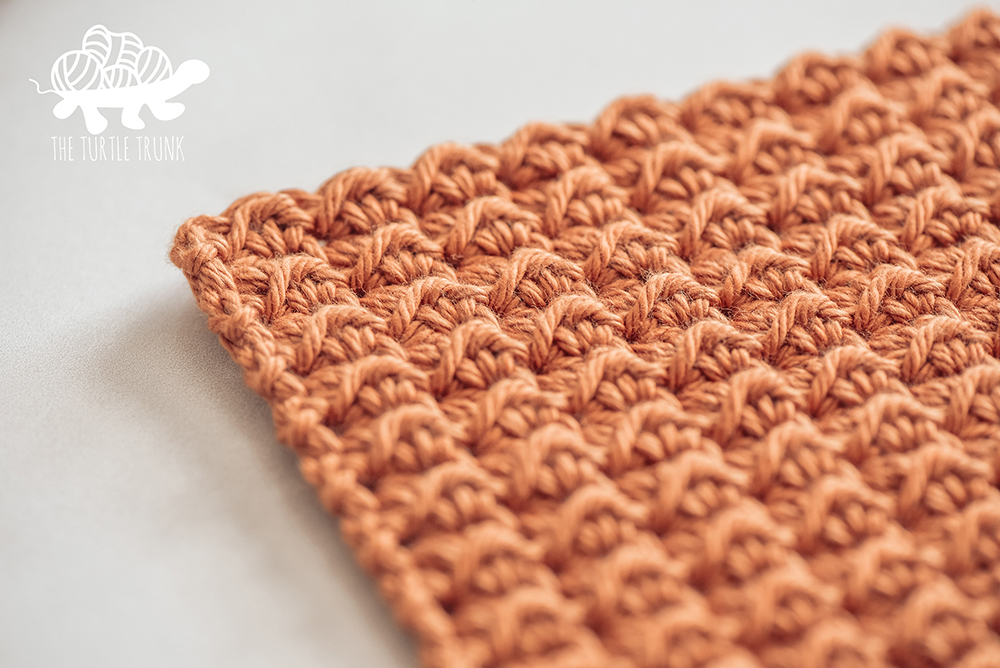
[30,25,210,135]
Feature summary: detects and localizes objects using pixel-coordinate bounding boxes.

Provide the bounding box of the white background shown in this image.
[2,2,997,666]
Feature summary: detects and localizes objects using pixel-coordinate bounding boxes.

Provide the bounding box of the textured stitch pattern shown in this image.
[172,11,1000,668]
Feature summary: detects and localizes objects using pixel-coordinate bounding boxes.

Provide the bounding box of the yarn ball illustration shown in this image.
[51,24,174,92]
[50,49,102,92]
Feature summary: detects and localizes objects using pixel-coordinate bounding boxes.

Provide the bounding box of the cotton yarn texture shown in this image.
[171,10,1000,668]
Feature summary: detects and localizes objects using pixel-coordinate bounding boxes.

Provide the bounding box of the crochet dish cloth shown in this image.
[171,11,1000,668]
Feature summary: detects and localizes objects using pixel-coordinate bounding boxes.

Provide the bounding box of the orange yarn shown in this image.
[171,10,1000,668]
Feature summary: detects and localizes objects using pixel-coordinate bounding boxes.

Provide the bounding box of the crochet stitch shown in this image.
[171,10,1000,668]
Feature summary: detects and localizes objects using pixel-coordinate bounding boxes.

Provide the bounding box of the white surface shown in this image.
[1,1,996,666]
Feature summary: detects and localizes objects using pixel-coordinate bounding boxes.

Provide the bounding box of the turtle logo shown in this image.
[30,25,209,135]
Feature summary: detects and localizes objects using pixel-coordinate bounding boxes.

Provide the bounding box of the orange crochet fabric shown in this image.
[171,10,1000,668]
